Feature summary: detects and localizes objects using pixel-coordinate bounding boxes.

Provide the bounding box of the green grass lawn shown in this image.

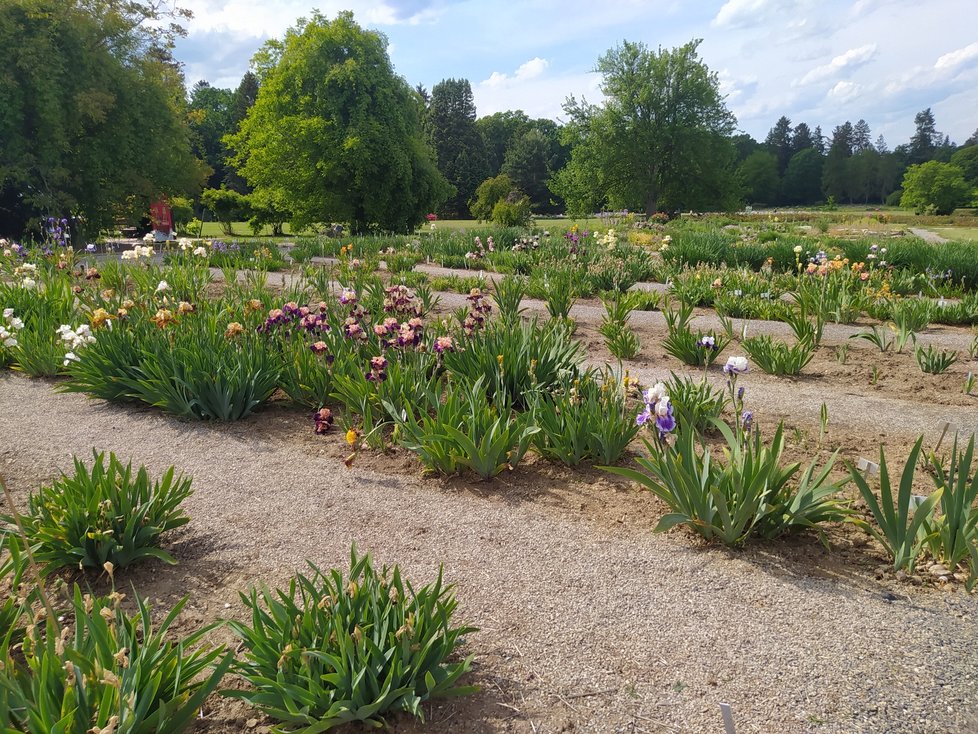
[193,221,297,238]
[189,217,606,239]
[420,216,608,233]
[929,227,978,242]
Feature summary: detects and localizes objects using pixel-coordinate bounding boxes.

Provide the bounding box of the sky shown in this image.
[172,0,978,148]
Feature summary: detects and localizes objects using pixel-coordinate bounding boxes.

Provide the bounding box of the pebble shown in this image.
[246,719,258,729]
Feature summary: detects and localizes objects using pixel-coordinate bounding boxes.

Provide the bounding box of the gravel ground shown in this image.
[908,229,949,244]
[2,370,977,733]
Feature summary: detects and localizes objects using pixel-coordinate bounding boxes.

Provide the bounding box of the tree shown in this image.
[852,119,873,152]
[731,133,759,163]
[791,123,815,155]
[0,0,205,239]
[848,148,880,203]
[876,152,903,202]
[469,174,516,221]
[899,161,971,214]
[553,39,738,215]
[476,111,532,177]
[950,145,978,184]
[965,128,978,147]
[907,108,940,164]
[428,78,488,218]
[201,186,249,235]
[782,148,824,205]
[224,71,260,192]
[502,128,555,212]
[247,188,290,236]
[491,191,533,227]
[188,80,234,190]
[764,116,793,176]
[812,126,827,155]
[822,122,854,202]
[230,72,260,125]
[227,12,451,233]
[738,150,779,205]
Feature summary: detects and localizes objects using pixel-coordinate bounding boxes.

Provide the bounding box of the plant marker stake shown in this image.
[934,421,951,455]
[856,457,879,477]
[720,703,736,734]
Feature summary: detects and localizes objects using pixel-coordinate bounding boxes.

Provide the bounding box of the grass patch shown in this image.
[930,227,978,242]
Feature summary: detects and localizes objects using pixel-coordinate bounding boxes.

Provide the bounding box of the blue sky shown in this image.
[173,0,978,148]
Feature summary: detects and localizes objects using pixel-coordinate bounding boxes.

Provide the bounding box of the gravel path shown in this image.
[2,373,977,733]
[908,228,949,244]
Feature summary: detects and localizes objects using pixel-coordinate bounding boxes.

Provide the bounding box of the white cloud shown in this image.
[479,57,549,88]
[712,0,807,29]
[475,71,602,121]
[796,43,877,85]
[182,0,439,38]
[934,42,978,71]
[717,68,758,105]
[482,71,508,88]
[827,80,861,104]
[515,57,549,80]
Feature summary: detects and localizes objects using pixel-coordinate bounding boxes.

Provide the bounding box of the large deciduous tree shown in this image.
[428,78,488,218]
[950,145,978,185]
[900,161,972,214]
[738,151,779,205]
[188,80,234,190]
[0,0,205,239]
[227,11,451,233]
[782,148,824,205]
[552,39,739,215]
[476,111,532,176]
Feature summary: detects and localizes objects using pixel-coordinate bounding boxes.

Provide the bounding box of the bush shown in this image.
[63,308,281,420]
[848,437,942,573]
[661,302,730,367]
[531,371,640,467]
[443,319,583,409]
[388,375,537,480]
[605,421,848,546]
[226,545,477,730]
[9,451,192,574]
[667,372,729,434]
[0,586,231,734]
[169,196,194,230]
[924,434,978,589]
[742,335,816,376]
[469,174,515,221]
[201,186,250,236]
[491,193,532,227]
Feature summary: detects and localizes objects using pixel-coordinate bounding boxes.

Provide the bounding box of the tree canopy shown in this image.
[552,39,739,215]
[227,11,451,233]
[428,78,487,218]
[0,0,204,238]
[900,161,972,214]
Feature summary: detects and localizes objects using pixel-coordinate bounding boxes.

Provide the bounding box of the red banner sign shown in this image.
[149,200,172,232]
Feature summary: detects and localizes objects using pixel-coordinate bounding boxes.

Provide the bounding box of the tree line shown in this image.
[737,110,977,212]
[2,1,976,240]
